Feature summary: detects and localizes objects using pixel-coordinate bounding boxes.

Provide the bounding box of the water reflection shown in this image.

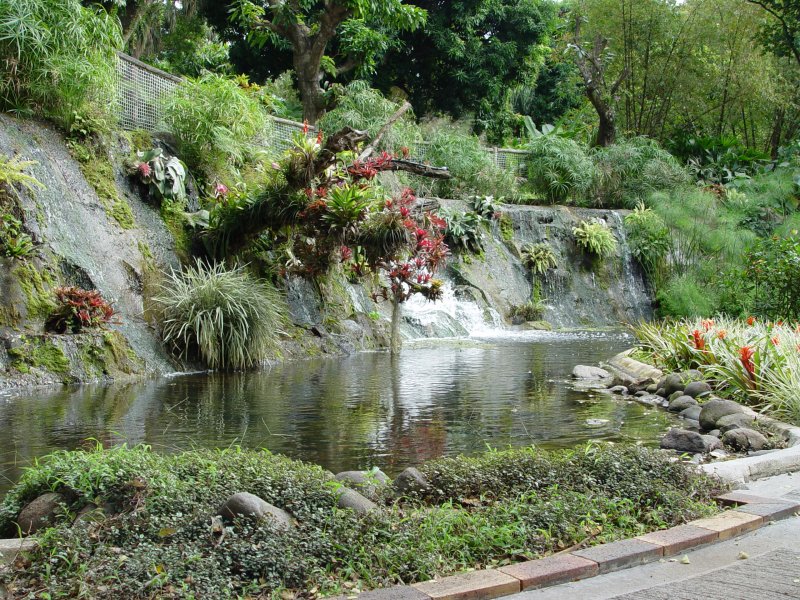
[0,332,675,495]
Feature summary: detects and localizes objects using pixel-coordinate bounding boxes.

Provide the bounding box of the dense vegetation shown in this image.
[0,444,723,598]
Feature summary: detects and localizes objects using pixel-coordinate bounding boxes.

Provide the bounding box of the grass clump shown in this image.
[0,444,723,598]
[573,218,617,258]
[521,242,557,275]
[526,136,595,203]
[156,261,287,370]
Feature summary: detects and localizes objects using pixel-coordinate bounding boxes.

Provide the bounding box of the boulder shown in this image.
[683,381,712,398]
[646,384,658,394]
[722,428,768,452]
[717,413,756,434]
[635,390,650,397]
[707,429,721,438]
[334,469,390,497]
[336,487,378,516]
[663,374,685,397]
[217,493,293,529]
[683,419,701,431]
[668,391,685,403]
[17,492,65,535]
[393,467,431,496]
[603,353,663,390]
[655,388,666,398]
[608,385,628,395]
[679,406,702,421]
[699,399,744,431]
[660,429,707,453]
[572,365,611,380]
[669,395,698,413]
[635,394,663,407]
[701,435,724,452]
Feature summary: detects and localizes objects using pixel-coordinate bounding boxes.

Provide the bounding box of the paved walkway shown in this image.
[510,472,800,600]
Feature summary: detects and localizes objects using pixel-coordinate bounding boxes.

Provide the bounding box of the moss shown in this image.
[127,129,154,152]
[68,140,136,230]
[9,337,70,377]
[499,213,514,242]
[103,330,141,375]
[13,262,57,320]
[160,200,191,261]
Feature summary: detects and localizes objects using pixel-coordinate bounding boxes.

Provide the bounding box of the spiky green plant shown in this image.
[156,261,286,370]
[521,242,557,275]
[0,154,44,198]
[526,136,595,203]
[572,219,617,258]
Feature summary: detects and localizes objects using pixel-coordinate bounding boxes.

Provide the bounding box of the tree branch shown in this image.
[358,101,413,160]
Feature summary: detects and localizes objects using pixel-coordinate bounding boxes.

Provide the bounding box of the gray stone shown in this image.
[701,435,724,452]
[663,374,686,397]
[635,394,663,407]
[393,467,431,496]
[683,381,712,398]
[682,369,704,382]
[336,487,378,515]
[217,493,293,529]
[722,428,768,452]
[717,413,756,434]
[683,419,701,431]
[635,390,650,397]
[646,384,658,394]
[661,429,707,453]
[708,429,721,438]
[655,388,666,398]
[0,538,37,566]
[572,365,611,380]
[699,399,744,431]
[709,449,728,459]
[669,395,698,413]
[668,390,685,403]
[334,469,390,497]
[17,492,64,535]
[608,385,629,395]
[680,405,702,421]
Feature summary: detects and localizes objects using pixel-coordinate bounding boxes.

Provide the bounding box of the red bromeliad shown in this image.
[739,345,755,382]
[691,329,706,351]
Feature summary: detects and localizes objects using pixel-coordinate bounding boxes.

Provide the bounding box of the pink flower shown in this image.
[214,183,229,198]
[137,162,151,178]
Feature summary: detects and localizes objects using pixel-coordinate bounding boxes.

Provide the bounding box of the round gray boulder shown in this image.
[336,487,378,516]
[699,399,744,431]
[663,374,686,398]
[669,395,698,413]
[701,435,724,452]
[17,492,65,535]
[335,469,390,497]
[683,381,712,398]
[679,405,702,421]
[217,492,293,529]
[722,428,768,452]
[660,429,707,453]
[572,365,611,380]
[717,413,756,434]
[393,467,431,496]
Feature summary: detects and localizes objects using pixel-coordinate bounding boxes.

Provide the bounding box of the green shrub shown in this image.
[0,0,121,132]
[441,208,485,254]
[508,299,546,322]
[526,136,595,203]
[624,205,671,289]
[742,231,800,320]
[156,261,286,370]
[572,219,617,258]
[163,73,272,179]
[655,273,717,318]
[0,154,44,198]
[521,242,557,275]
[591,138,688,208]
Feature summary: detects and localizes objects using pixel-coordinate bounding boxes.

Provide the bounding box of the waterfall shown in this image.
[400,283,504,339]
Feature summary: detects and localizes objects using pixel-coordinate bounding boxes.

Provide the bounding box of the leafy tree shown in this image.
[229,0,427,123]
[747,0,800,68]
[374,0,557,126]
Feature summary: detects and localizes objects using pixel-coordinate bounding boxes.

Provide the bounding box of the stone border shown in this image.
[327,493,800,600]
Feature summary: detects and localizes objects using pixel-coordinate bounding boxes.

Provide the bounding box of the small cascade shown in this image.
[400,283,504,339]
[609,211,652,321]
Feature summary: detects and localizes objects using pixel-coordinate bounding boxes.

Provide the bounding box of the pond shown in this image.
[0,331,675,496]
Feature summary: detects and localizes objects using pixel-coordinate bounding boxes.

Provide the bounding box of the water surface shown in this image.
[0,331,675,495]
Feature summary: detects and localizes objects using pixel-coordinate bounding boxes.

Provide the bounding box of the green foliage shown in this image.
[163,73,272,179]
[8,337,69,377]
[149,13,232,78]
[132,148,187,203]
[526,136,595,203]
[322,184,374,236]
[521,242,557,275]
[572,219,617,258]
[591,138,689,208]
[156,261,287,370]
[0,154,44,198]
[0,214,34,258]
[655,273,718,319]
[742,231,800,320]
[441,208,485,254]
[0,0,121,131]
[508,299,546,322]
[624,205,671,289]
[0,444,721,597]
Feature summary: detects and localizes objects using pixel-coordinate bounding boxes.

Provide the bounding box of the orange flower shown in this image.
[747,316,756,326]
[717,329,727,339]
[771,336,780,346]
[739,346,755,380]
[692,329,706,351]
[701,319,715,331]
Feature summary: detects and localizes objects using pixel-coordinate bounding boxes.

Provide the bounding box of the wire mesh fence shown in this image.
[115,53,530,174]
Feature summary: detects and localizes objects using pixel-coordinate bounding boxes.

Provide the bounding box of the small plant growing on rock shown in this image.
[573,218,617,258]
[521,242,557,275]
[441,208,485,254]
[0,154,44,199]
[131,148,187,203]
[0,214,34,258]
[46,287,118,333]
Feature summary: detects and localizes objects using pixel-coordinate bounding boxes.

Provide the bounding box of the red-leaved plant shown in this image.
[47,287,118,333]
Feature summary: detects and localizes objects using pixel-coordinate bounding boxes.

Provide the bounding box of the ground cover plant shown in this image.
[0,443,723,598]
[634,317,800,424]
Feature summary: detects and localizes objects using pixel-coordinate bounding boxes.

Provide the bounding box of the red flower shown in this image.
[747,316,756,326]
[399,206,410,217]
[316,129,323,144]
[137,162,151,178]
[302,120,309,134]
[739,346,755,380]
[771,336,780,346]
[701,319,714,331]
[691,329,706,351]
[400,146,410,158]
[717,329,727,340]
[340,245,353,261]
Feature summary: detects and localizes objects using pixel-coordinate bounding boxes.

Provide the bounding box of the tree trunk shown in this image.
[390,295,402,355]
[596,109,617,147]
[294,53,327,125]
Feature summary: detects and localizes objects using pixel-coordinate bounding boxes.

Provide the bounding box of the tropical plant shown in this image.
[162,73,272,179]
[509,299,546,322]
[526,136,595,203]
[156,261,286,370]
[521,242,558,275]
[321,184,374,236]
[0,0,121,131]
[0,214,34,258]
[441,208,485,254]
[0,154,44,198]
[471,196,499,219]
[46,287,118,333]
[624,204,671,289]
[573,218,617,258]
[131,149,187,202]
[742,231,800,320]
